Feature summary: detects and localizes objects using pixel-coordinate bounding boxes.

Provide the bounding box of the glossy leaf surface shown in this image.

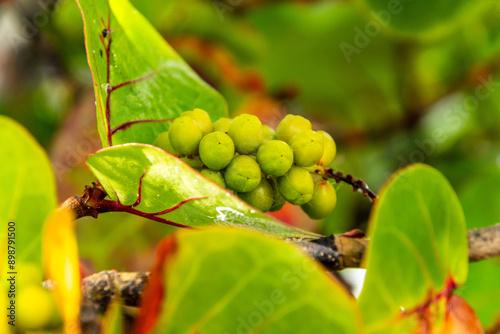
[138,228,364,334]
[359,164,469,333]
[76,0,227,147]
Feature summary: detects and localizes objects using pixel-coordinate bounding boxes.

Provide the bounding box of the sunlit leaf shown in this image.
[358,164,469,333]
[76,0,227,147]
[0,116,57,285]
[87,144,317,238]
[136,227,364,334]
[42,208,81,333]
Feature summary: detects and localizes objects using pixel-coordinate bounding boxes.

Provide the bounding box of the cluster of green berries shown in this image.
[153,109,338,219]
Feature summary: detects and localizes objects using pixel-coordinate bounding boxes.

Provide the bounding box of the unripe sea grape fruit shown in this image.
[317,130,336,166]
[289,130,324,167]
[153,131,179,156]
[228,113,263,154]
[256,140,293,177]
[169,116,202,154]
[277,166,314,205]
[199,132,235,170]
[238,178,274,212]
[182,108,213,136]
[224,155,262,192]
[200,169,226,188]
[301,179,337,219]
[179,155,204,170]
[275,114,312,143]
[213,117,232,132]
[262,125,276,143]
[269,178,286,212]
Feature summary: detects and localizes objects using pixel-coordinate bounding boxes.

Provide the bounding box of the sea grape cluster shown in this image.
[153,109,338,219]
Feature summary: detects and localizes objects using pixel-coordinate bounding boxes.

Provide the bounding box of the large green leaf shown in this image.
[358,164,468,333]
[86,144,317,239]
[76,0,227,147]
[138,227,364,333]
[0,116,57,267]
[359,0,472,35]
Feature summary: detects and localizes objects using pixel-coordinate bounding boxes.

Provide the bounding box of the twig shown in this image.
[320,167,378,201]
[468,223,500,262]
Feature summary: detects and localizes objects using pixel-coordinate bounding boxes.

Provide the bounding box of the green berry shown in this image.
[169,116,202,155]
[289,130,324,167]
[153,131,179,156]
[238,179,274,212]
[269,178,286,212]
[179,155,204,170]
[17,285,56,330]
[301,180,337,219]
[224,155,262,192]
[199,132,235,170]
[200,169,226,188]
[275,114,312,143]
[213,117,232,132]
[182,108,213,136]
[317,130,336,166]
[277,166,314,205]
[228,113,263,154]
[256,140,293,177]
[262,125,276,143]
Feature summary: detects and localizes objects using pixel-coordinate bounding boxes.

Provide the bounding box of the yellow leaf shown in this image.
[42,208,81,334]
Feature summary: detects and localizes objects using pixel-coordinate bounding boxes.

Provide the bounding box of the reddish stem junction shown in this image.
[73,168,207,229]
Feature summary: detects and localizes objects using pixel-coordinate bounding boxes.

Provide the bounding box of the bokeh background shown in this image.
[1,0,499,330]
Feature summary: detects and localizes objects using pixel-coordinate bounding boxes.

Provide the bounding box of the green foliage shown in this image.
[0,116,57,266]
[76,0,227,147]
[87,144,315,238]
[360,0,472,35]
[359,164,468,333]
[146,228,364,333]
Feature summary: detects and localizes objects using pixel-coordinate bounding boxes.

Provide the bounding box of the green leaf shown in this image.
[140,228,364,333]
[358,164,468,333]
[0,116,57,266]
[360,0,472,35]
[76,0,227,147]
[101,301,125,334]
[86,144,317,239]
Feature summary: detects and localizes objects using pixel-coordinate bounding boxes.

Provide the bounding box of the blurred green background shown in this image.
[0,0,499,329]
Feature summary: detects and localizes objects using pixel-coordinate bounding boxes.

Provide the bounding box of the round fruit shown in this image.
[317,130,336,166]
[224,155,262,192]
[228,113,263,154]
[275,114,312,143]
[182,108,212,136]
[199,132,235,170]
[269,178,286,212]
[277,166,314,205]
[213,117,232,132]
[200,169,226,188]
[289,130,324,167]
[169,116,202,155]
[153,131,179,156]
[301,179,337,219]
[179,155,204,170]
[262,125,276,143]
[238,179,274,212]
[17,285,55,329]
[256,140,293,177]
